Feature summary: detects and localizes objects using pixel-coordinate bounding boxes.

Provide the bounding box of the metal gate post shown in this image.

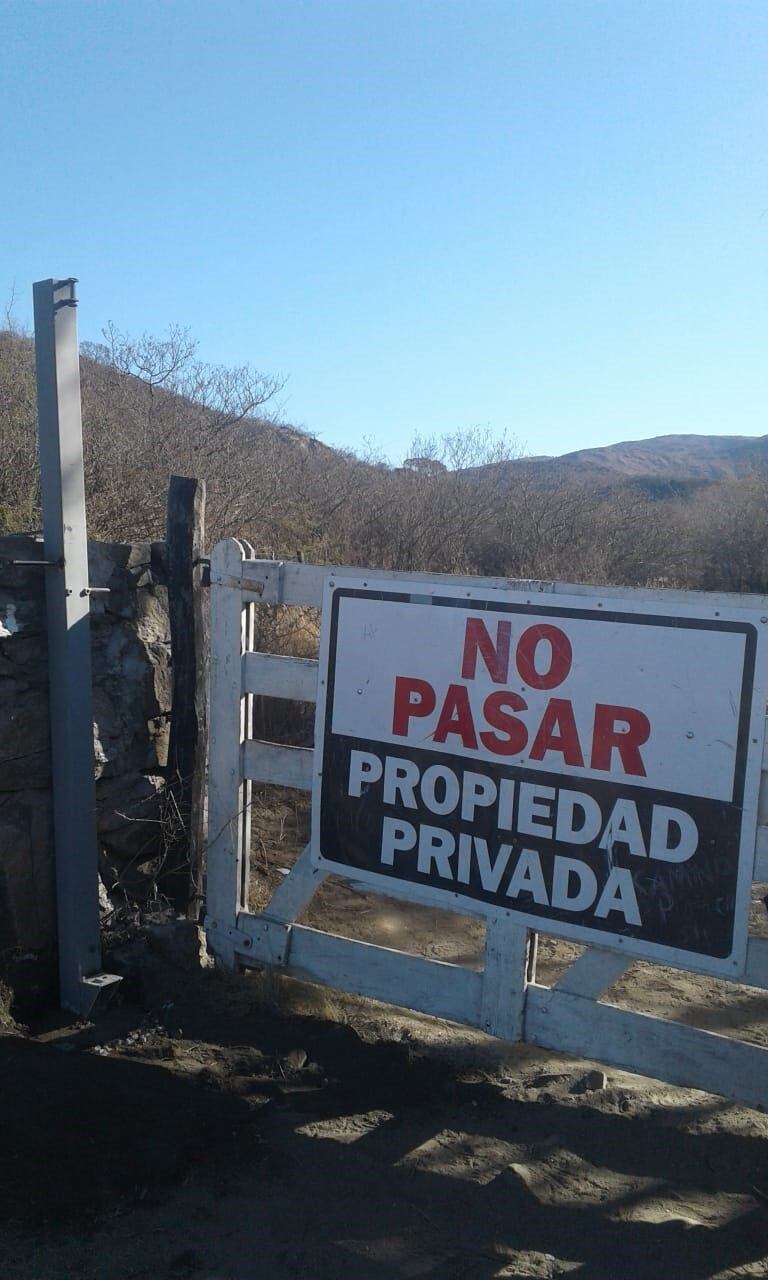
[33,277,119,1015]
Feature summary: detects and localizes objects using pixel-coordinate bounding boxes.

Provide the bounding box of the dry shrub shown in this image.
[252,604,320,659]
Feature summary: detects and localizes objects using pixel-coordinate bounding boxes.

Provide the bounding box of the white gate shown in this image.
[205,538,768,1109]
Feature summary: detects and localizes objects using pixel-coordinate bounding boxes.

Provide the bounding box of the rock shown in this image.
[145,920,206,969]
[506,1161,538,1190]
[0,534,175,1003]
[570,1069,608,1095]
[0,689,51,790]
[282,1048,309,1073]
[96,773,166,866]
[105,919,208,1003]
[0,791,55,951]
[529,1071,569,1089]
[98,878,114,916]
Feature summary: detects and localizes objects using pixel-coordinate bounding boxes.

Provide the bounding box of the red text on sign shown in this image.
[391,675,650,777]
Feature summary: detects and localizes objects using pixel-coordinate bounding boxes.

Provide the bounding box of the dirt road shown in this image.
[3,935,768,1280]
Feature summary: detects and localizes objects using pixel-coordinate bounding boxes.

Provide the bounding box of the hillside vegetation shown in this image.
[511,432,768,484]
[2,324,768,594]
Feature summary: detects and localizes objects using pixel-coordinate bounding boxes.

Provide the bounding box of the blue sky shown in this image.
[1,1,766,461]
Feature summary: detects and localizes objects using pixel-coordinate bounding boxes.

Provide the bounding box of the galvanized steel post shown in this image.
[33,277,119,1014]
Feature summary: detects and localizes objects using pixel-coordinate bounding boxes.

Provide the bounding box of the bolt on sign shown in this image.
[312,581,768,978]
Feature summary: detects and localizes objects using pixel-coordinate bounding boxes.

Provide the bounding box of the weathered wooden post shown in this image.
[33,277,120,1013]
[165,475,209,916]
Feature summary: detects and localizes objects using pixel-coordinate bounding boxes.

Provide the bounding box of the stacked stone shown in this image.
[0,535,172,1002]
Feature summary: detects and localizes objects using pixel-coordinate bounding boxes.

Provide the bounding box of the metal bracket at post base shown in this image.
[205,917,290,969]
[63,971,123,1019]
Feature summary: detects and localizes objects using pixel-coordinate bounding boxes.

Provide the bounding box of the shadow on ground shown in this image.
[3,980,768,1279]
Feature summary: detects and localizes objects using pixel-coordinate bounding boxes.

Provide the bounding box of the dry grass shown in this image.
[248,785,311,912]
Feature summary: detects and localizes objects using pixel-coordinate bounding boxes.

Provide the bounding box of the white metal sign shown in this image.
[312,580,768,977]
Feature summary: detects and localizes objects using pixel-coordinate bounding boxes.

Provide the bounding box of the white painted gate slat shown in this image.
[743,935,768,989]
[554,947,633,1000]
[242,651,319,702]
[236,560,556,608]
[747,829,768,880]
[206,539,248,947]
[284,924,484,1028]
[754,828,768,881]
[241,739,314,790]
[480,919,530,1040]
[755,726,768,878]
[526,985,768,1111]
[233,557,768,612]
[551,935,768,996]
[260,844,326,924]
[239,570,256,913]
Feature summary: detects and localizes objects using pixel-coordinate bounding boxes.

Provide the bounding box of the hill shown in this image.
[3,323,768,593]
[478,434,768,497]
[533,433,768,484]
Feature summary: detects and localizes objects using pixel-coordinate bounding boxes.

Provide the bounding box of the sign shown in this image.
[312,580,768,977]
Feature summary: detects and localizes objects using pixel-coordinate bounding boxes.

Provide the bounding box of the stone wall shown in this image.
[0,535,172,1002]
